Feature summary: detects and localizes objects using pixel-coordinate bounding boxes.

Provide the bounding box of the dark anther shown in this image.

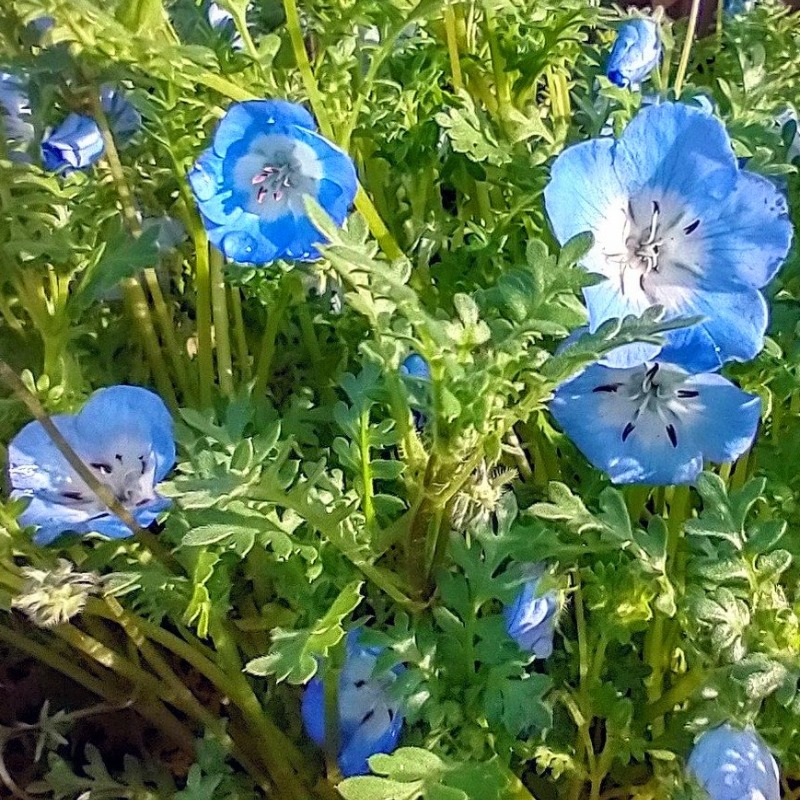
[622,422,636,442]
[90,462,112,474]
[360,709,375,724]
[61,491,84,501]
[592,383,620,393]
[388,708,395,721]
[354,679,367,688]
[683,219,700,235]
[639,274,646,292]
[652,200,660,215]
[646,363,660,380]
[666,424,678,448]
[136,499,150,506]
[677,389,699,398]
[115,453,123,462]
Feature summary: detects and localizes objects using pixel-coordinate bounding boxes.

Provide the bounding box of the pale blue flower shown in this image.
[504,567,558,658]
[550,360,760,484]
[188,99,358,265]
[606,19,661,89]
[41,113,104,172]
[399,353,430,381]
[545,102,793,371]
[301,629,405,777]
[8,386,175,545]
[0,71,34,150]
[687,724,779,800]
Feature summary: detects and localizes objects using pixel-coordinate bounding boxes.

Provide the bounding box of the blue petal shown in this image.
[8,415,80,494]
[614,102,737,211]
[687,725,780,800]
[661,286,768,371]
[301,676,326,747]
[683,374,760,463]
[73,385,176,482]
[220,213,281,264]
[338,705,404,777]
[544,136,628,274]
[692,170,792,290]
[41,114,105,172]
[400,354,431,380]
[606,20,661,88]
[189,150,225,203]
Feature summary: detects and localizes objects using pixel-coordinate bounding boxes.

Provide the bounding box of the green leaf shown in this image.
[245,581,363,684]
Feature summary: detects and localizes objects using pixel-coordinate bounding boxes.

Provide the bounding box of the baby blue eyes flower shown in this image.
[687,724,779,800]
[7,385,176,546]
[550,360,760,485]
[207,1,245,50]
[544,102,793,372]
[504,568,558,658]
[606,19,661,89]
[0,72,34,151]
[188,99,358,265]
[41,113,105,173]
[41,87,140,173]
[399,353,431,381]
[301,629,405,777]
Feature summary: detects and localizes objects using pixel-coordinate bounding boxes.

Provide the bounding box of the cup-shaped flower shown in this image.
[41,113,104,173]
[504,567,559,658]
[687,724,779,800]
[100,85,141,145]
[606,19,661,89]
[188,99,358,265]
[544,102,793,371]
[400,353,430,381]
[0,72,34,150]
[8,386,176,546]
[301,629,405,777]
[550,360,760,485]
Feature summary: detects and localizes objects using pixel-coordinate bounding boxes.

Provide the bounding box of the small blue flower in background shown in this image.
[606,19,661,89]
[504,566,558,658]
[41,113,104,173]
[544,102,793,372]
[399,353,430,381]
[687,724,779,800]
[724,0,758,15]
[301,629,405,777]
[0,72,34,151]
[188,99,358,265]
[100,85,141,145]
[550,359,760,485]
[8,386,176,546]
[207,1,245,50]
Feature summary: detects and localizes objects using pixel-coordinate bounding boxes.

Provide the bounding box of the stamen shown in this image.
[646,363,659,380]
[251,173,267,185]
[592,383,621,393]
[665,424,678,448]
[90,462,112,474]
[677,389,699,398]
[273,190,283,202]
[61,491,84,501]
[622,422,636,442]
[360,709,375,724]
[683,219,700,235]
[115,453,123,462]
[257,186,267,204]
[354,679,367,688]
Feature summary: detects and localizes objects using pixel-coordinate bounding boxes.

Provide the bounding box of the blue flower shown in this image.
[504,567,558,658]
[724,0,757,15]
[7,386,175,546]
[550,360,760,485]
[0,72,34,150]
[606,19,661,89]
[301,629,405,777]
[188,100,358,265]
[399,353,430,381]
[687,724,779,800]
[41,113,104,173]
[100,85,141,145]
[544,102,793,371]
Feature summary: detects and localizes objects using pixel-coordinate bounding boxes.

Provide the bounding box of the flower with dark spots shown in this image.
[8,386,175,545]
[188,99,358,265]
[687,724,779,800]
[301,629,405,777]
[550,360,760,484]
[544,102,793,371]
[606,19,661,89]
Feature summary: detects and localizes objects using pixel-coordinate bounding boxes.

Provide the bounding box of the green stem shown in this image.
[281,0,403,260]
[645,667,706,721]
[253,275,291,398]
[229,285,252,381]
[359,410,376,528]
[673,0,702,96]
[481,0,512,125]
[192,223,215,407]
[210,247,234,397]
[444,4,464,91]
[92,92,189,402]
[230,5,260,61]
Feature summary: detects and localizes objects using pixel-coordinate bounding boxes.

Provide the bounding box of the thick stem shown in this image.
[229,285,252,381]
[481,0,513,125]
[444,4,464,91]
[190,222,215,408]
[209,247,234,397]
[253,276,291,398]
